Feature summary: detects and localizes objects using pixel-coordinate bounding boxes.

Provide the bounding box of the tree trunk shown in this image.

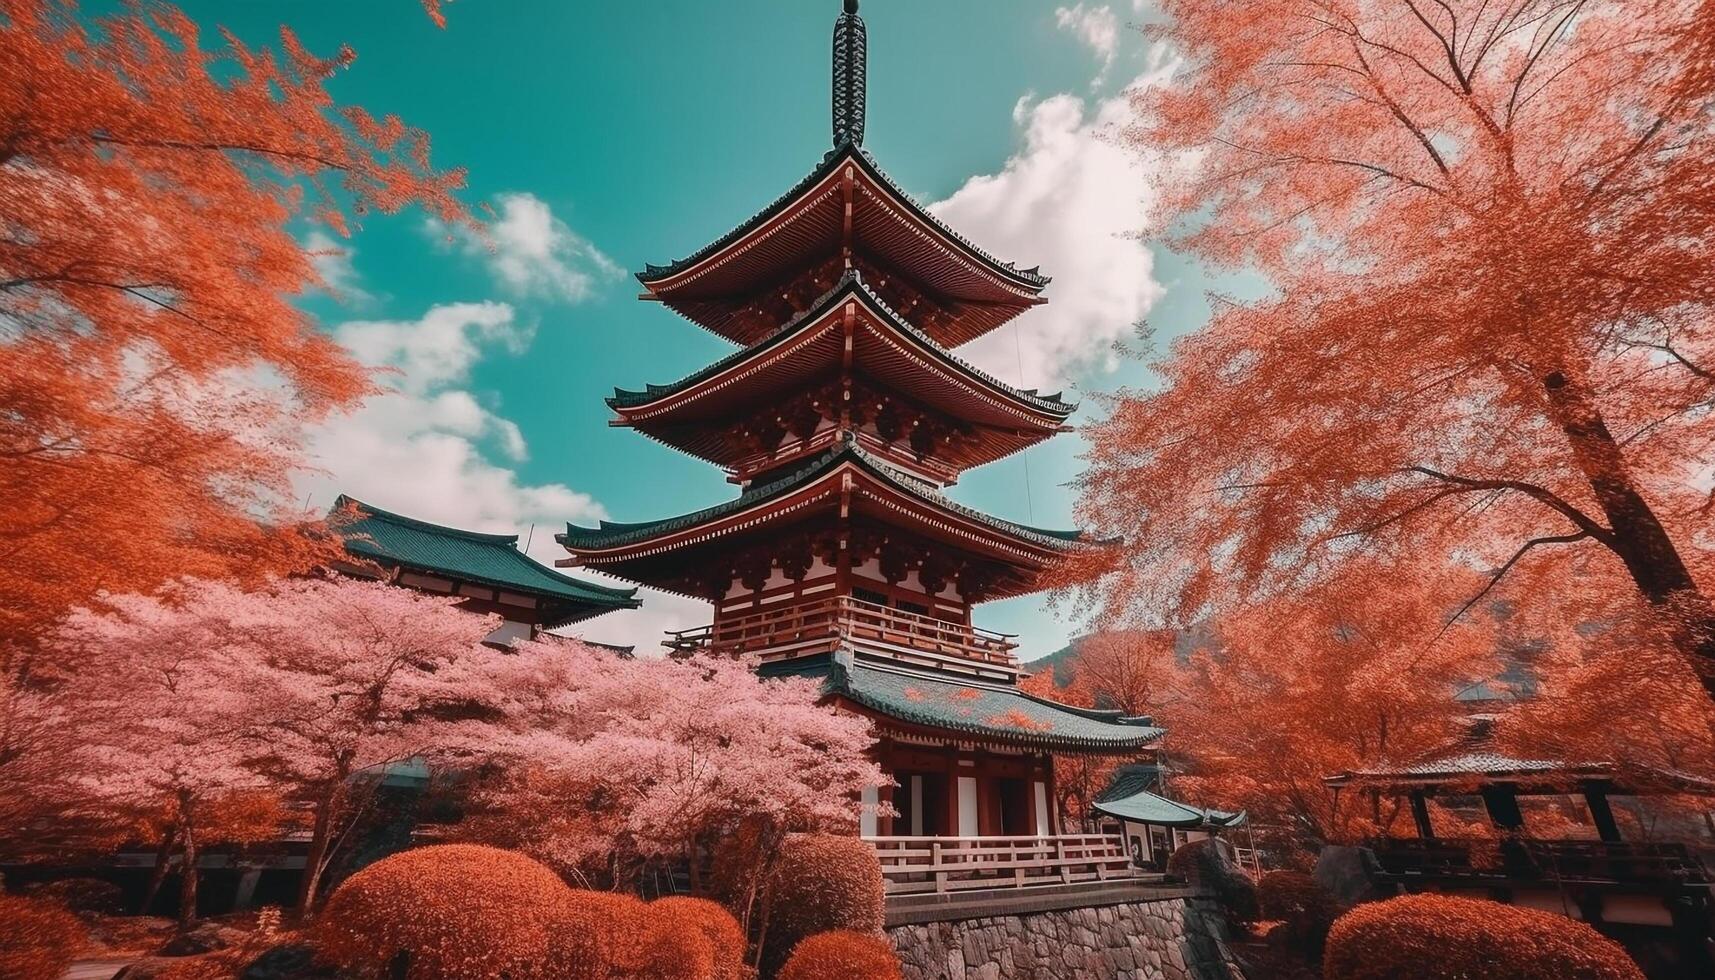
[177,795,198,927]
[139,823,179,915]
[295,780,344,919]
[1542,369,1715,700]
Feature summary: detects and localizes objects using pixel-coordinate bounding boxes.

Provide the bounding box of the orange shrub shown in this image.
[1324,894,1644,980]
[545,890,722,980]
[651,897,745,980]
[1257,870,1339,953]
[0,894,85,980]
[762,834,885,975]
[779,931,901,980]
[317,844,572,980]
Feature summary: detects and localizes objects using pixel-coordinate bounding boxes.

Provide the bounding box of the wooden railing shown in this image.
[665,595,1018,670]
[865,834,1137,895]
[1367,838,1712,888]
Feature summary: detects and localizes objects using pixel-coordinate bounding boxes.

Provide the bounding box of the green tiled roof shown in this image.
[558,434,1095,554]
[766,657,1163,752]
[609,272,1073,416]
[1096,763,1164,803]
[1095,789,1245,829]
[640,146,1051,290]
[333,496,639,621]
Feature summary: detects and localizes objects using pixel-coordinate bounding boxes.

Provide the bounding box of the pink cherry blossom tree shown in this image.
[458,645,887,903]
[194,576,518,915]
[59,584,290,923]
[55,576,520,918]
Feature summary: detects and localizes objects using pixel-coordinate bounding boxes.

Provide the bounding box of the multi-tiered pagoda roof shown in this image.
[560,0,1152,803]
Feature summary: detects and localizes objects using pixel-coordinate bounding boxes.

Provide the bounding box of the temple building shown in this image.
[331,495,639,648]
[558,0,1160,848]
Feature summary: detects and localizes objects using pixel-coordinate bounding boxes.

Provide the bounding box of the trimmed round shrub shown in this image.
[779,930,901,980]
[547,890,718,980]
[1257,870,1339,953]
[1324,893,1644,980]
[651,897,745,980]
[1166,838,1258,926]
[317,844,572,980]
[0,893,86,980]
[761,834,885,976]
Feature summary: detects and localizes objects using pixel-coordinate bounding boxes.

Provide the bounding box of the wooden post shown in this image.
[1584,785,1623,843]
[932,841,945,893]
[1410,791,1435,840]
[1480,784,1525,832]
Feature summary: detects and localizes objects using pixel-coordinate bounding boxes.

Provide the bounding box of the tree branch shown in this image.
[1403,466,1613,545]
[1437,531,1592,636]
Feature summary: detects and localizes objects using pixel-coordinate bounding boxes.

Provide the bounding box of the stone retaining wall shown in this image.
[886,896,1241,980]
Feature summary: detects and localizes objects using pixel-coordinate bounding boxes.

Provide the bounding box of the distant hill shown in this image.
[1022,625,1221,688]
[1023,636,1088,687]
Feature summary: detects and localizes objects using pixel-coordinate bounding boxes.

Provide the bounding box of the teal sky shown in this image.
[161,0,1242,658]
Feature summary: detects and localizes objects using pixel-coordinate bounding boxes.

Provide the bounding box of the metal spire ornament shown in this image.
[831,0,867,147]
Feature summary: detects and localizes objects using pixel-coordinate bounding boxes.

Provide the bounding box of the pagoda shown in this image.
[559,0,1160,840]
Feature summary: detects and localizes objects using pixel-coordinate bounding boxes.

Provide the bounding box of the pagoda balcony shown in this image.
[664,595,1020,679]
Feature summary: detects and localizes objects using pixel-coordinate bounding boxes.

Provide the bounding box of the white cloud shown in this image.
[1056,4,1121,84]
[930,55,1179,392]
[334,301,531,396]
[302,230,372,306]
[428,192,622,303]
[297,301,604,543]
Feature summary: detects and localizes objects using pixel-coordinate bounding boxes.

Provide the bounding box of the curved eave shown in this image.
[331,495,641,615]
[824,661,1164,753]
[557,440,1106,590]
[639,147,1048,344]
[607,277,1072,473]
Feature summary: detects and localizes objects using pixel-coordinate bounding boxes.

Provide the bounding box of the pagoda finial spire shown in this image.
[832,0,867,147]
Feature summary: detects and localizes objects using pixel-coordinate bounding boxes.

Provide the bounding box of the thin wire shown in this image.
[1013,320,1036,523]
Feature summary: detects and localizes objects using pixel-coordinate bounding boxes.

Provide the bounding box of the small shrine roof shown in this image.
[1324,739,1715,796]
[1094,789,1246,829]
[767,657,1164,752]
[610,271,1073,417]
[557,433,1097,556]
[334,496,639,620]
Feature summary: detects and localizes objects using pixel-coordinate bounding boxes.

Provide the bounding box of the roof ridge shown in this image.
[333,495,519,545]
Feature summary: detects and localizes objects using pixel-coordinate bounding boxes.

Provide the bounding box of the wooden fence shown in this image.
[866,834,1138,895]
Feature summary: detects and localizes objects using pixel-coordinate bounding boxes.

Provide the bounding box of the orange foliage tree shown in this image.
[1141,558,1498,849]
[1078,1,1715,704]
[0,0,470,664]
